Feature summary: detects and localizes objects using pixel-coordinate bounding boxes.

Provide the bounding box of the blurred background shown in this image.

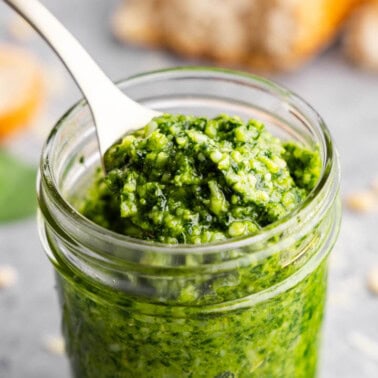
[0,0,377,377]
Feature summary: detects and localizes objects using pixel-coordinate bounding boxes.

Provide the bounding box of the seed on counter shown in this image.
[43,335,65,356]
[0,265,18,289]
[367,266,378,295]
[345,191,377,213]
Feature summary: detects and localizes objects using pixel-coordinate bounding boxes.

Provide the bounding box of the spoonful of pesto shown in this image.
[4,0,160,165]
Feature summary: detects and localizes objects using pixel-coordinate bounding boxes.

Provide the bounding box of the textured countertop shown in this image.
[0,1,378,377]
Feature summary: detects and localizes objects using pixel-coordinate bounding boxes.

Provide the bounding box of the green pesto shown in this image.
[58,260,327,378]
[58,114,326,378]
[81,114,321,243]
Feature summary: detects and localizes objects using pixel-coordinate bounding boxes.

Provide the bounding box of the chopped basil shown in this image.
[82,114,321,243]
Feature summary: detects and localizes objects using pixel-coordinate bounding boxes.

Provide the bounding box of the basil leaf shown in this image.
[0,149,37,223]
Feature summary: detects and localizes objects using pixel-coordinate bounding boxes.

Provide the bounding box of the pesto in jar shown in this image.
[59,114,326,378]
[82,114,321,243]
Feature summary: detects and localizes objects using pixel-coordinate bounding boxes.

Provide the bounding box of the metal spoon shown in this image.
[4,0,160,161]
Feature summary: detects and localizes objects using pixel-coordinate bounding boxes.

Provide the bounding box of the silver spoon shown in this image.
[4,0,160,161]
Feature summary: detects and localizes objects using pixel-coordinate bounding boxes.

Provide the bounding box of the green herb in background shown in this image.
[0,149,37,223]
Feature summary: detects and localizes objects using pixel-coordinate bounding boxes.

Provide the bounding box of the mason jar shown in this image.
[37,67,341,378]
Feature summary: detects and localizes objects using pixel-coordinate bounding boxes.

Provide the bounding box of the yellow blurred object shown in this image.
[0,45,44,138]
[343,1,378,71]
[112,0,363,71]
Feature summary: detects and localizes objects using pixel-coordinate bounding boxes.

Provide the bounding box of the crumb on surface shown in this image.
[345,190,378,213]
[43,335,66,356]
[367,266,378,295]
[0,265,18,289]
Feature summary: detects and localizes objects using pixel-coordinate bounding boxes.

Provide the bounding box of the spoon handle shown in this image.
[4,0,124,108]
[4,0,160,157]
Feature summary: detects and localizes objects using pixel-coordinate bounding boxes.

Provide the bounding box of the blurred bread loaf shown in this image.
[112,0,362,71]
[343,1,378,71]
[0,45,43,138]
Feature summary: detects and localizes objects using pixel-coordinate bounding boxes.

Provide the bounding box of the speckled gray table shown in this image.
[0,1,377,377]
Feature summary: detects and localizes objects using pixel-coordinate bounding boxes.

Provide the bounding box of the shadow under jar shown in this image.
[37,68,341,378]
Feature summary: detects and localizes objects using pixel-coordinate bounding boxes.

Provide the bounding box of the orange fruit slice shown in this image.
[0,45,44,138]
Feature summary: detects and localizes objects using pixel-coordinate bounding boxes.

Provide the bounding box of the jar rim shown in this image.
[39,66,339,255]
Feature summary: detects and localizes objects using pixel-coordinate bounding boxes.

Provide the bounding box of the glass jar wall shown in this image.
[38,68,341,378]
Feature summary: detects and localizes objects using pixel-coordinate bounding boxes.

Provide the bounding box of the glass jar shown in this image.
[38,68,341,378]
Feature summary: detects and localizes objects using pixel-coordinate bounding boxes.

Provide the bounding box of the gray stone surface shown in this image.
[0,1,377,377]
